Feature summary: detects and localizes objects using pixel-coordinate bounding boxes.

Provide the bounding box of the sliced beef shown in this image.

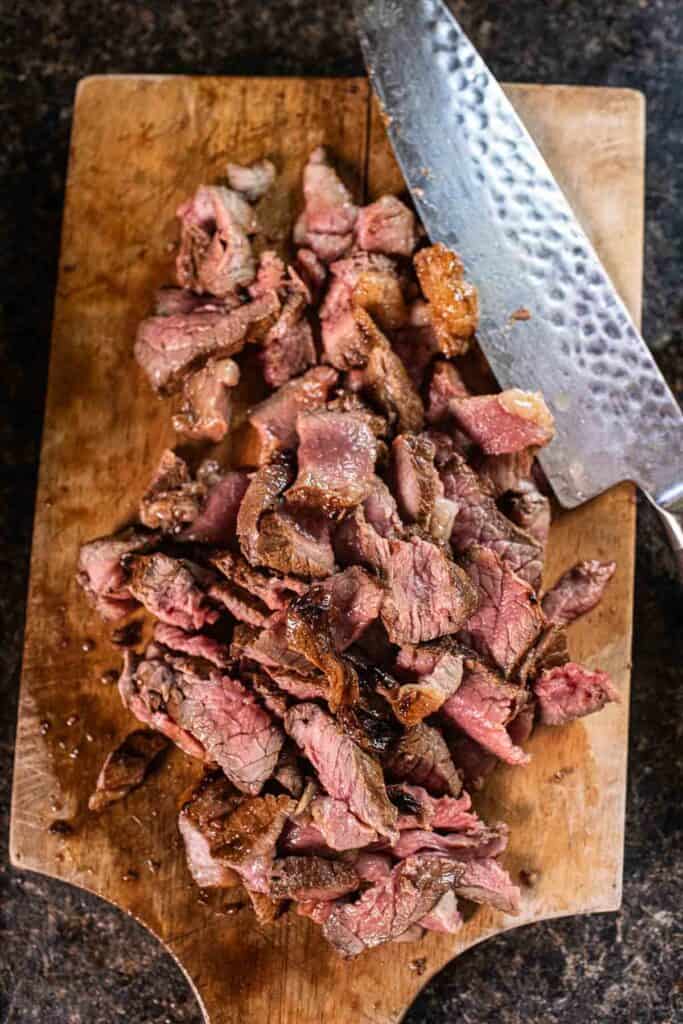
[272,741,305,797]
[289,567,384,654]
[390,433,456,542]
[260,289,316,388]
[209,580,271,627]
[386,722,463,797]
[310,796,379,850]
[176,184,257,296]
[179,471,250,546]
[279,819,331,857]
[237,450,294,563]
[248,365,338,457]
[355,195,419,257]
[178,771,243,888]
[459,545,544,677]
[534,662,619,726]
[154,287,232,317]
[295,248,327,303]
[363,477,403,537]
[172,357,240,441]
[125,553,219,632]
[88,730,169,812]
[392,300,441,389]
[391,821,508,861]
[504,481,552,552]
[226,158,276,201]
[286,409,379,514]
[451,856,521,915]
[380,535,478,645]
[234,614,326,701]
[474,449,535,497]
[248,250,287,299]
[447,732,498,791]
[256,508,335,578]
[245,669,292,720]
[517,624,570,686]
[321,853,465,956]
[336,655,403,760]
[542,560,617,628]
[441,657,530,766]
[425,359,470,425]
[208,793,295,893]
[152,623,232,668]
[388,784,479,832]
[441,452,544,587]
[384,640,464,725]
[121,647,285,794]
[420,890,463,934]
[451,390,555,455]
[139,450,205,533]
[285,703,398,840]
[347,310,424,433]
[414,244,479,356]
[285,594,360,711]
[353,851,393,883]
[135,293,278,395]
[211,549,306,611]
[333,505,392,574]
[77,527,159,621]
[294,147,357,262]
[270,857,359,902]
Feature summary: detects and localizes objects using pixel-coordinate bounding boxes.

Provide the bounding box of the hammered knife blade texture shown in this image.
[355,0,682,516]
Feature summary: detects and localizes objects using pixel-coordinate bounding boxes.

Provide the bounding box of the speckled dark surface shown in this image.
[1,2,681,1022]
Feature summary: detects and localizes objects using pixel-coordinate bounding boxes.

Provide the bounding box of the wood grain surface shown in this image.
[10,78,643,1024]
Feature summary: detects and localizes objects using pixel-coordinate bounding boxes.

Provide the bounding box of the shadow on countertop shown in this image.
[1,1,681,1021]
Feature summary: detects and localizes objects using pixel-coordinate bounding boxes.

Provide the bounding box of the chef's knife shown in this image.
[354,0,683,573]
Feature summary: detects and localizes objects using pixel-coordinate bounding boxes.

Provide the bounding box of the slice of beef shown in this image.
[260,289,316,388]
[77,527,159,621]
[285,703,398,840]
[172,357,240,441]
[451,856,521,914]
[211,550,306,610]
[503,481,552,552]
[285,595,360,711]
[542,560,617,627]
[226,158,276,201]
[237,450,295,564]
[321,853,465,956]
[294,147,357,262]
[248,365,338,458]
[176,184,257,296]
[286,409,379,514]
[450,390,555,455]
[425,359,470,425]
[347,311,425,433]
[392,821,508,861]
[248,250,287,298]
[333,505,392,574]
[135,293,278,395]
[270,857,359,902]
[178,771,243,888]
[256,508,335,578]
[208,793,295,893]
[381,535,478,645]
[117,650,206,760]
[288,567,384,656]
[441,452,544,587]
[459,545,544,677]
[517,624,570,686]
[272,740,305,797]
[125,553,219,632]
[384,640,464,725]
[414,244,479,356]
[441,656,530,766]
[420,890,463,934]
[474,449,535,497]
[209,580,271,627]
[295,248,327,303]
[363,477,403,537]
[534,662,619,726]
[392,300,441,390]
[279,819,331,857]
[507,700,536,747]
[154,288,230,317]
[320,252,405,369]
[179,471,250,546]
[122,648,285,794]
[88,730,169,812]
[309,796,379,850]
[245,669,292,720]
[139,450,206,533]
[355,195,419,257]
[335,654,403,760]
[353,851,393,883]
[152,623,232,668]
[388,784,479,832]
[235,614,326,701]
[390,433,457,542]
[386,722,463,797]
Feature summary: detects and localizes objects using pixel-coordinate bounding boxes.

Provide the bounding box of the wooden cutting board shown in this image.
[11,78,642,1024]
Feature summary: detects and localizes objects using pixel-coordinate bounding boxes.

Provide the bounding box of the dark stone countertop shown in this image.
[0,2,681,1021]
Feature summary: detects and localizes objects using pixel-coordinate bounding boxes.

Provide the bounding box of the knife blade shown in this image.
[354,0,682,554]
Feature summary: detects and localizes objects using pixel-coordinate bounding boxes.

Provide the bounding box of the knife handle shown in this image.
[646,488,683,582]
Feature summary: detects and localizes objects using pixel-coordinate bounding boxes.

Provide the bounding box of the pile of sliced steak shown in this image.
[78,149,619,956]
